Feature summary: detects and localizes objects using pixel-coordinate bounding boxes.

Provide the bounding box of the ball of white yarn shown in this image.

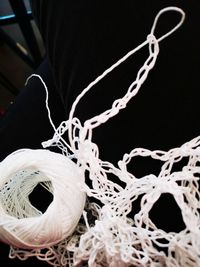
[0,149,86,249]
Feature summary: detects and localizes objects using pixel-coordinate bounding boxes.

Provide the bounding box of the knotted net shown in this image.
[1,6,200,267]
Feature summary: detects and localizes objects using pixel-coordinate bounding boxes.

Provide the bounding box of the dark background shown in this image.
[0,0,44,112]
[0,1,200,266]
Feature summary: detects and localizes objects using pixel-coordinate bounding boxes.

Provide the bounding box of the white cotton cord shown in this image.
[3,6,200,267]
[0,149,86,249]
[25,74,74,157]
[150,6,185,42]
[74,144,200,267]
[67,38,154,151]
[25,74,56,133]
[66,6,185,151]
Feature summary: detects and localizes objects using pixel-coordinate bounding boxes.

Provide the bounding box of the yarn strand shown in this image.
[2,6,200,267]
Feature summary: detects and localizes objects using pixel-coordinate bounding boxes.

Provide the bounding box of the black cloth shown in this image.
[0,0,200,266]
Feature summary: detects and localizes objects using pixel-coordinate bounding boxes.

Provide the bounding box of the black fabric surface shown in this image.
[0,0,200,266]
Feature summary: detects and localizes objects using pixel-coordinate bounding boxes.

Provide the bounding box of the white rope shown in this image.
[2,6,199,267]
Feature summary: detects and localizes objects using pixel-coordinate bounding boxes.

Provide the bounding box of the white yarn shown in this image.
[0,149,86,249]
[1,6,199,267]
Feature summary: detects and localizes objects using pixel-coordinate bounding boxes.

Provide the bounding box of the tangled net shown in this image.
[1,6,200,267]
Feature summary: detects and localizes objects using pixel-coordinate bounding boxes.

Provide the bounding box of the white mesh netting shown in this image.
[1,6,199,267]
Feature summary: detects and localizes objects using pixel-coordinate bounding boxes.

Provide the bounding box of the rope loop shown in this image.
[2,7,199,267]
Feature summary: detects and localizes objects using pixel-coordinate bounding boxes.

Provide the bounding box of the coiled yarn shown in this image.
[1,6,198,267]
[0,149,86,249]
